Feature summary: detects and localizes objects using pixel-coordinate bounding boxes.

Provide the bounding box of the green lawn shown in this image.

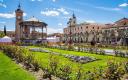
[44,48,128,70]
[0,51,35,80]
[28,46,128,73]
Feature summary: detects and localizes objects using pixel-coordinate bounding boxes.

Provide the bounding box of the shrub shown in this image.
[75,64,83,80]
[124,62,128,73]
[59,64,72,80]
[104,61,125,80]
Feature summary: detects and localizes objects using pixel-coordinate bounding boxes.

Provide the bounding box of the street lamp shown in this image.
[69,20,72,45]
[67,18,72,48]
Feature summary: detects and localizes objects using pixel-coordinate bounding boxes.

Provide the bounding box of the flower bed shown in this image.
[30,48,98,64]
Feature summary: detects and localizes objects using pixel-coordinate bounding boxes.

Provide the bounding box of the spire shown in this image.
[72,12,76,19]
[16,0,23,12]
[18,3,21,9]
[18,0,21,9]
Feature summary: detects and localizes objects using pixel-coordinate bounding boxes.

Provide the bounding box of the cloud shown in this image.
[76,2,121,12]
[23,13,27,16]
[31,0,57,2]
[57,8,69,15]
[0,12,15,18]
[41,8,69,17]
[0,12,27,19]
[95,7,121,11]
[58,23,62,26]
[41,10,60,16]
[0,3,6,8]
[86,20,96,23]
[47,27,63,34]
[52,0,56,2]
[119,3,128,7]
[31,0,42,1]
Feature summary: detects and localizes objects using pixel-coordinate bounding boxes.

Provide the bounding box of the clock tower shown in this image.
[15,4,23,41]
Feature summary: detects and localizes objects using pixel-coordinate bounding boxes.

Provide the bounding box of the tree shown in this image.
[0,31,5,38]
[4,25,6,35]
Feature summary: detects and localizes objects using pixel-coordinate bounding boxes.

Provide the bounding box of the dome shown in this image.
[26,16,42,22]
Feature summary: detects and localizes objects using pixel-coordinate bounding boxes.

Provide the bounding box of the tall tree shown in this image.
[4,25,6,35]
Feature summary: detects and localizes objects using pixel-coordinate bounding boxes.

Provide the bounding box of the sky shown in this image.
[0,0,128,34]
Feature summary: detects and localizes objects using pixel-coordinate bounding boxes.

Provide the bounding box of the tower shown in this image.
[69,13,76,27]
[15,3,23,41]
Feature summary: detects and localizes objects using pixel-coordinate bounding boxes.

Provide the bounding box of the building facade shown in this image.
[63,14,105,44]
[15,4,47,42]
[15,4,23,41]
[102,18,128,45]
[63,14,128,46]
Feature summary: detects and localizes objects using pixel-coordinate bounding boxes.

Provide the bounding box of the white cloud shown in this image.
[31,0,57,2]
[31,0,42,1]
[0,12,27,19]
[0,12,15,18]
[119,3,128,7]
[41,10,60,16]
[47,27,63,34]
[41,8,69,16]
[96,7,121,11]
[85,20,96,23]
[52,0,56,2]
[57,8,69,15]
[58,23,62,26]
[23,13,27,16]
[62,16,70,19]
[0,3,6,8]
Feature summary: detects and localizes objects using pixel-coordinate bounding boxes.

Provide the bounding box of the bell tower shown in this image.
[71,13,76,27]
[15,3,23,41]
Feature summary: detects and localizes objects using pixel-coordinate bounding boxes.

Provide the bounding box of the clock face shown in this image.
[17,16,21,19]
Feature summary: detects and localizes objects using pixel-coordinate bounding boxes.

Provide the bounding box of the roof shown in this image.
[26,16,42,22]
[0,36,12,43]
[116,17,128,23]
[115,17,128,25]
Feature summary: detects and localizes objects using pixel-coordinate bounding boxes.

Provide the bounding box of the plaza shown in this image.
[0,0,128,80]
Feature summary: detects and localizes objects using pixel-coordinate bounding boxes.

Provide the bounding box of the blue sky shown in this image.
[0,0,128,34]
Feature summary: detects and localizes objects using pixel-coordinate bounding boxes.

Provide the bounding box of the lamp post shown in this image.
[68,18,72,49]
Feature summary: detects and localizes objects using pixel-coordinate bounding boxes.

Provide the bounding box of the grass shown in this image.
[0,51,35,80]
[28,46,128,74]
[44,48,128,70]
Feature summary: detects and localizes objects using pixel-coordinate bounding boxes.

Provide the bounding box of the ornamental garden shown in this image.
[0,2,128,80]
[0,44,128,80]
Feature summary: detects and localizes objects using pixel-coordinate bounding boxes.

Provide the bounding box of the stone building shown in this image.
[63,14,105,44]
[63,14,128,46]
[15,4,47,43]
[102,18,128,46]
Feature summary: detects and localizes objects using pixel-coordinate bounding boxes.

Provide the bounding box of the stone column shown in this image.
[32,26,35,39]
[20,25,23,39]
[45,26,47,38]
[42,26,43,39]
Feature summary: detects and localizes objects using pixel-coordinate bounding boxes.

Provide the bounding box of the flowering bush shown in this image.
[104,61,125,80]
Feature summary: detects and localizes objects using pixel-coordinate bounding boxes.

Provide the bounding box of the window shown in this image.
[93,27,94,29]
[86,26,88,29]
